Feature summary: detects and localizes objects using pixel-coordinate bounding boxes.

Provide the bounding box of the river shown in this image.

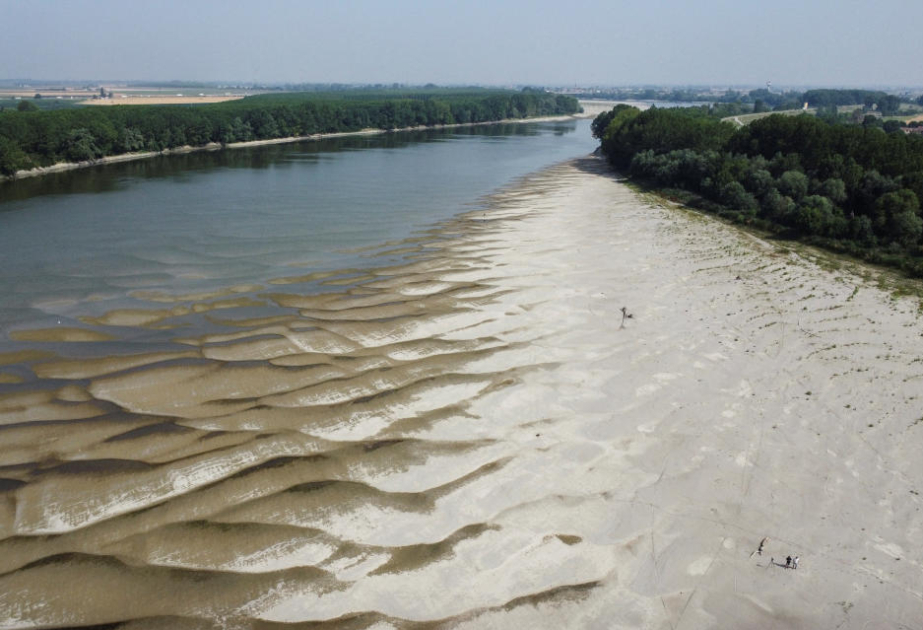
[0,118,599,628]
[0,120,596,340]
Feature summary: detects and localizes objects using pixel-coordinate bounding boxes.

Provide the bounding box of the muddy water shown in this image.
[0,121,598,628]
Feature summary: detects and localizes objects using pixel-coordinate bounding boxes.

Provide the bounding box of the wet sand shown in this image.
[1,157,922,628]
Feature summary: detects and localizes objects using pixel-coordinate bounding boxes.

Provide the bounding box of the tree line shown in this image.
[0,90,580,176]
[802,89,902,115]
[583,87,918,116]
[594,105,923,276]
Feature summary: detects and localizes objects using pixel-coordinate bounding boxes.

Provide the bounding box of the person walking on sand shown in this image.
[793,556,799,570]
[785,555,792,568]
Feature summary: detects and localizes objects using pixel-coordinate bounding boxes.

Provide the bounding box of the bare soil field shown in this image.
[82,95,246,106]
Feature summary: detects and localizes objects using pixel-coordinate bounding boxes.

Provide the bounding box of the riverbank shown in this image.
[2,155,921,628]
[2,106,596,183]
[436,158,923,629]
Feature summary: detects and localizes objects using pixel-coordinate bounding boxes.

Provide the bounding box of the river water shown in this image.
[0,119,600,628]
[0,121,595,339]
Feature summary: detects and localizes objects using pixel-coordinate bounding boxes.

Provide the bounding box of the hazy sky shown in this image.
[3,0,922,87]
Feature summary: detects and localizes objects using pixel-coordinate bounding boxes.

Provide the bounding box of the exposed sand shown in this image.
[1,157,921,628]
[83,96,245,106]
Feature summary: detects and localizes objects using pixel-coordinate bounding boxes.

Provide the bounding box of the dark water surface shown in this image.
[0,120,595,340]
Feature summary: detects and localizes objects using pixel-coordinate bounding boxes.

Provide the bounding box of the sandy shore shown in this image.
[3,104,597,182]
[1,156,921,628]
[83,96,245,106]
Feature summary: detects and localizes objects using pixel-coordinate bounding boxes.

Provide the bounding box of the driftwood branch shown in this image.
[620,306,633,329]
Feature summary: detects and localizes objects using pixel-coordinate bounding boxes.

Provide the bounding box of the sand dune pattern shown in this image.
[1,157,922,628]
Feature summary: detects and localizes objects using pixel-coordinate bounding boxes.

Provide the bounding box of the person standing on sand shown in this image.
[793,556,799,570]
[786,555,792,568]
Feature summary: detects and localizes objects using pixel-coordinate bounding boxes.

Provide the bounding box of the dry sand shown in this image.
[1,157,921,628]
[83,96,245,106]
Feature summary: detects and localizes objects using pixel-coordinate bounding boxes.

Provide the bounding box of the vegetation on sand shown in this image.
[594,104,923,277]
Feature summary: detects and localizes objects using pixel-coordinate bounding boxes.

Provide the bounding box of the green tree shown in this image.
[746,168,774,197]
[116,127,145,153]
[0,136,30,175]
[873,189,922,247]
[876,95,902,116]
[816,104,839,124]
[778,170,809,201]
[794,195,846,237]
[857,170,899,216]
[815,178,848,204]
[16,100,38,112]
[760,188,795,223]
[720,181,758,214]
[63,128,101,161]
[849,215,877,246]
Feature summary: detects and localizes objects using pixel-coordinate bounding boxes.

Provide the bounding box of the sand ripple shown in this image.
[2,158,922,628]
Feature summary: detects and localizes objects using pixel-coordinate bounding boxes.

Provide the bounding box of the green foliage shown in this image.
[816,104,840,124]
[63,128,101,161]
[0,97,80,112]
[591,104,637,139]
[874,190,921,247]
[877,95,902,116]
[815,178,848,204]
[778,170,809,202]
[761,188,796,223]
[599,107,733,170]
[0,90,580,176]
[0,136,30,174]
[802,89,895,110]
[594,102,923,276]
[794,195,846,237]
[720,180,758,214]
[581,86,802,108]
[746,88,801,109]
[746,168,774,197]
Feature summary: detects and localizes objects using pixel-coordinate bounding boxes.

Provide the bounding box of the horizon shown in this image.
[2,80,922,94]
[2,0,922,88]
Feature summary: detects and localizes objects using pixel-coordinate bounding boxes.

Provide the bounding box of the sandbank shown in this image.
[1,157,920,628]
